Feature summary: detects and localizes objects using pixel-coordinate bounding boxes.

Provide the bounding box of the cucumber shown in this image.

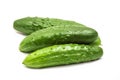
[20,26,98,52]
[23,44,103,68]
[13,17,85,34]
[90,37,101,45]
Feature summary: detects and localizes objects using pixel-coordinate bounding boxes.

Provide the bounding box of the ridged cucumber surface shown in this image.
[23,44,103,68]
[13,17,85,34]
[20,26,98,52]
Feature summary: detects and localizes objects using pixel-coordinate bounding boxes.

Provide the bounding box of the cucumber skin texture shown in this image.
[23,44,103,68]
[13,17,84,34]
[20,26,98,52]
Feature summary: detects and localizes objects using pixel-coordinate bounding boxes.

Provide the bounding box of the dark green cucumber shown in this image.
[23,44,103,68]
[13,17,85,34]
[20,26,98,52]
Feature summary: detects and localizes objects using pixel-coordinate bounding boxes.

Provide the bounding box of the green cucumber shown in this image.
[20,26,98,52]
[90,37,101,45]
[23,44,103,68]
[13,17,85,34]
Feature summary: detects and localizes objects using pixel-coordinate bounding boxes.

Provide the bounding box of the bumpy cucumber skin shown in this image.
[20,26,98,52]
[13,17,84,34]
[23,44,103,68]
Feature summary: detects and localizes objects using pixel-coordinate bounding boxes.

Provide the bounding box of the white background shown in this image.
[0,0,120,80]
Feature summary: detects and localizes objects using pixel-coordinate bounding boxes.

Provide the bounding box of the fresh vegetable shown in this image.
[90,37,101,45]
[20,26,98,52]
[23,44,103,68]
[13,17,103,69]
[13,17,85,34]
